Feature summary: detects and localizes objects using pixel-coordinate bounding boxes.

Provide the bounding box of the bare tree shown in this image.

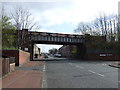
[74,13,118,42]
[74,22,92,35]
[93,14,118,41]
[10,6,40,30]
[95,14,109,36]
[49,48,58,55]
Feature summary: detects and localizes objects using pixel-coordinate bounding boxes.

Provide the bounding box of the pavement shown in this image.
[2,61,45,89]
[108,62,120,68]
[1,57,120,89]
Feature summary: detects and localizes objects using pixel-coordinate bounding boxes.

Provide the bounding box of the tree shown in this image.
[74,13,118,41]
[117,14,120,42]
[10,6,40,30]
[117,14,120,51]
[1,15,16,49]
[74,13,119,51]
[49,48,58,55]
[74,22,92,35]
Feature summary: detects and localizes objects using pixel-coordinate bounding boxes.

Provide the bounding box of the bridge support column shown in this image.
[30,42,34,61]
[77,43,86,60]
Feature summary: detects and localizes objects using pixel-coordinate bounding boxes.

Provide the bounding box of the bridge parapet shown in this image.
[29,32,85,44]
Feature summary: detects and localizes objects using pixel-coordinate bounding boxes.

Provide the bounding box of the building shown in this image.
[33,44,41,58]
[59,45,77,58]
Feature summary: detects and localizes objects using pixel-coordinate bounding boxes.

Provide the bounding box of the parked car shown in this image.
[44,54,48,58]
[54,54,61,57]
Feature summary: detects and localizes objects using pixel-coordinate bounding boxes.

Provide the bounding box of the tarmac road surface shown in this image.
[42,58,119,88]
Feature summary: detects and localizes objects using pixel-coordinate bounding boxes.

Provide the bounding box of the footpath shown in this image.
[108,62,120,68]
[2,61,45,89]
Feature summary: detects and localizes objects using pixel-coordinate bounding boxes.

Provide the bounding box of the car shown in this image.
[44,54,48,58]
[54,54,62,57]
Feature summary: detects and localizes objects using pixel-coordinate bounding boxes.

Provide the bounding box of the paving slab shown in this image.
[108,62,120,68]
[2,61,45,89]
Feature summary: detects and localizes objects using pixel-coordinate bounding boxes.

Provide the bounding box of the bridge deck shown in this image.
[29,32,85,44]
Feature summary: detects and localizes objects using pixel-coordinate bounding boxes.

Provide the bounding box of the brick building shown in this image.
[59,45,77,58]
[33,44,41,58]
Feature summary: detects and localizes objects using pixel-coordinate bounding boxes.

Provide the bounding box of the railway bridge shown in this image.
[17,29,86,60]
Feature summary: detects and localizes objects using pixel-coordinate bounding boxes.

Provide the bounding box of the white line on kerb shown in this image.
[43,65,46,70]
[88,70,105,77]
[42,64,48,88]
[43,65,46,71]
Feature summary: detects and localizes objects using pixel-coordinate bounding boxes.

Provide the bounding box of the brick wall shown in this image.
[2,58,9,76]
[2,50,30,66]
[86,53,120,60]
[2,50,19,65]
[1,58,15,77]
[19,50,30,66]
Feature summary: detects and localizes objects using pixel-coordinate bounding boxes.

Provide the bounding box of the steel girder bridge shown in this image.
[28,31,86,60]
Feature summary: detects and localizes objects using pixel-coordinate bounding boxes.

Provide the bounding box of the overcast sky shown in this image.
[2,0,120,53]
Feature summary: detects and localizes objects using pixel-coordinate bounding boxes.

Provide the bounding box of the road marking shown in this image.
[69,63,73,65]
[42,64,48,88]
[88,70,105,77]
[88,70,96,73]
[43,64,46,71]
[75,65,83,69]
[97,73,105,77]
[43,69,46,71]
[102,64,107,66]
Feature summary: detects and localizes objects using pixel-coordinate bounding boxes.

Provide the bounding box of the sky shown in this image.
[2,0,120,53]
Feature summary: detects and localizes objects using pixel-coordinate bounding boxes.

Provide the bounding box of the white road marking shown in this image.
[69,63,83,69]
[69,63,73,65]
[102,64,107,66]
[75,65,83,69]
[42,64,48,88]
[43,65,46,71]
[43,69,46,71]
[88,70,96,73]
[43,65,46,70]
[88,70,105,77]
[97,73,105,77]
